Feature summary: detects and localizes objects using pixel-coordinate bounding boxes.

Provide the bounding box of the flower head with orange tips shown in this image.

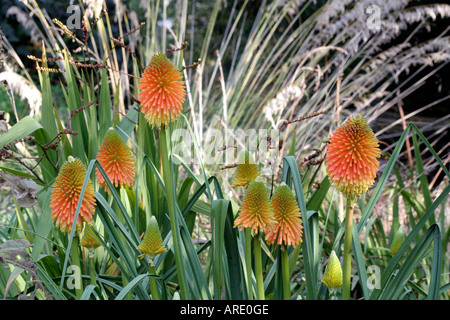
[50,156,96,233]
[326,114,380,201]
[96,128,135,190]
[234,177,275,234]
[231,150,260,188]
[265,183,303,247]
[139,52,186,128]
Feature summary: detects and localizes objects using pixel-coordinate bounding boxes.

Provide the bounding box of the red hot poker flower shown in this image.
[326,114,380,201]
[234,178,275,234]
[265,183,303,247]
[96,128,135,190]
[50,156,96,233]
[138,53,186,128]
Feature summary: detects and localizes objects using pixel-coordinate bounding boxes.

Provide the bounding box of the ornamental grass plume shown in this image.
[389,225,406,256]
[325,114,381,201]
[138,216,167,260]
[96,128,135,189]
[50,156,96,233]
[231,150,260,188]
[321,250,343,292]
[234,177,275,234]
[265,183,303,247]
[138,52,186,128]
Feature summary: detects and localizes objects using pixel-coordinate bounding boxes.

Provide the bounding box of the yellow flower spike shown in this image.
[389,225,406,256]
[234,177,275,234]
[96,128,135,190]
[231,150,260,188]
[265,183,303,247]
[321,250,343,292]
[326,114,381,201]
[50,156,96,233]
[80,224,101,253]
[138,53,186,128]
[137,216,167,260]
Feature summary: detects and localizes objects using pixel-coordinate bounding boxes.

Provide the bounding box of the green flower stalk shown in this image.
[234,177,275,300]
[265,183,303,300]
[326,114,380,300]
[139,52,187,299]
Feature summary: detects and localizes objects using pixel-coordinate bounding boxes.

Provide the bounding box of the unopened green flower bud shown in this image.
[389,225,406,256]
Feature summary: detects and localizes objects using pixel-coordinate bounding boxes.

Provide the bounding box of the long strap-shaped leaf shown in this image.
[369,184,449,300]
[282,155,319,299]
[377,224,442,300]
[358,123,450,234]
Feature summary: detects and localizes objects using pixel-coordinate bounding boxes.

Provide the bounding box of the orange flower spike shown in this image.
[234,177,275,234]
[50,156,96,233]
[139,53,186,128]
[96,128,135,189]
[326,114,381,201]
[265,183,303,247]
[231,150,260,188]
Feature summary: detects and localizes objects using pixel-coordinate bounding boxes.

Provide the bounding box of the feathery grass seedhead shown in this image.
[231,150,260,188]
[50,156,96,233]
[234,178,275,234]
[265,183,303,247]
[96,128,135,190]
[389,225,406,256]
[326,114,380,201]
[138,216,167,260]
[80,224,101,257]
[321,250,343,291]
[138,53,186,128]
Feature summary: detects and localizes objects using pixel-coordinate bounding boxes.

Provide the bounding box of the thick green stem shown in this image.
[245,228,253,300]
[159,128,187,299]
[88,255,97,287]
[253,236,265,300]
[148,262,160,300]
[113,192,132,300]
[281,246,291,300]
[342,199,354,300]
[70,236,83,299]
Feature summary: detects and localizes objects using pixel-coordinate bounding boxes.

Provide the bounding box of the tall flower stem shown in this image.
[70,236,83,299]
[159,128,187,299]
[88,255,97,287]
[113,192,132,300]
[342,199,354,300]
[253,236,265,300]
[245,228,253,300]
[148,261,160,300]
[281,245,290,300]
